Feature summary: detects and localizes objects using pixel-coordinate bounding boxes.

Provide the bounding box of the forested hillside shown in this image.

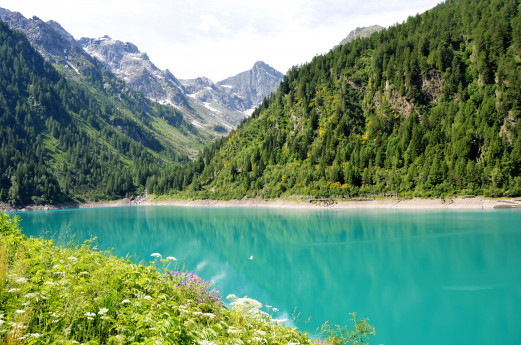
[0,21,195,206]
[148,0,521,199]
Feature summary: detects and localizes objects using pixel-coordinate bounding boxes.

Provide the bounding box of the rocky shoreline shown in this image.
[3,195,521,212]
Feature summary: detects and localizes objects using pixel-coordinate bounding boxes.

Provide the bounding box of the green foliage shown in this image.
[149,0,521,200]
[319,313,375,345]
[0,21,201,206]
[0,214,373,344]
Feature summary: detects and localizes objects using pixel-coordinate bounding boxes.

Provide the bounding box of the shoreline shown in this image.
[2,196,521,212]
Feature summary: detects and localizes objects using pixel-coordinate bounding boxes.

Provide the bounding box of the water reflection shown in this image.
[13,207,521,345]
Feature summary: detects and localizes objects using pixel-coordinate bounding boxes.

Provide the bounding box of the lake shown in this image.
[10,206,521,345]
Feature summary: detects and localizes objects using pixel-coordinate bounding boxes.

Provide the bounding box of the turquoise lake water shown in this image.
[10,206,521,345]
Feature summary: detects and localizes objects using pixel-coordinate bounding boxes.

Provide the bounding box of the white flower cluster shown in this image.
[198,340,217,345]
[230,297,264,317]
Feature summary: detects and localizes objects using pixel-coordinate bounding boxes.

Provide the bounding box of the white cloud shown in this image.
[198,14,230,34]
[2,0,443,81]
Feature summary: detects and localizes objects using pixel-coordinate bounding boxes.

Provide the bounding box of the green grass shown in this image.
[0,214,374,344]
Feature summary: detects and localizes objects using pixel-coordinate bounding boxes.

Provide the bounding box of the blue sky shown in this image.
[2,0,443,81]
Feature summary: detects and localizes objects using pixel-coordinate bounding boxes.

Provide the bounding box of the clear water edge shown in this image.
[9,206,521,345]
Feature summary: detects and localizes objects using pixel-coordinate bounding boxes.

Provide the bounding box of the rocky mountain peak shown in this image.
[0,7,92,69]
[217,61,284,111]
[338,25,385,46]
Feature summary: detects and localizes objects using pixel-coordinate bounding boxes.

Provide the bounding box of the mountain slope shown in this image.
[148,0,521,199]
[80,36,187,107]
[0,20,197,206]
[0,8,209,158]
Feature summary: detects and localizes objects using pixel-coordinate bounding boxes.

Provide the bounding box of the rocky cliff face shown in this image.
[79,36,188,107]
[182,61,284,117]
[0,8,98,75]
[338,25,385,46]
[217,61,284,113]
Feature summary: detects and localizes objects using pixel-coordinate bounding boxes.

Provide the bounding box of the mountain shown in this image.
[147,0,521,200]
[0,8,236,138]
[0,7,285,137]
[79,35,255,135]
[0,16,209,205]
[217,61,285,113]
[78,37,284,133]
[80,36,187,107]
[180,62,284,118]
[0,8,209,156]
[0,8,91,73]
[338,25,384,46]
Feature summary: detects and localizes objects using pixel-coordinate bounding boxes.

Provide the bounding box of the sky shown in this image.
[2,0,443,81]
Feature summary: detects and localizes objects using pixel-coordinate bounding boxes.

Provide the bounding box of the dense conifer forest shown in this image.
[147,0,521,199]
[0,21,196,206]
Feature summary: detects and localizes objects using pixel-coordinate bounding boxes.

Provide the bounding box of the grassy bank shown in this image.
[0,214,374,344]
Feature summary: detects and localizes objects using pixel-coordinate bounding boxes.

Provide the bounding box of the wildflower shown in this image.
[29,333,42,338]
[203,313,216,319]
[52,264,60,269]
[227,327,239,334]
[121,299,131,304]
[166,256,177,261]
[150,253,161,258]
[0,320,4,326]
[25,292,39,298]
[230,297,263,311]
[272,318,287,324]
[7,288,20,293]
[84,312,95,320]
[143,295,152,300]
[15,310,25,314]
[198,341,217,345]
[15,277,28,283]
[226,294,237,300]
[98,308,109,315]
[256,330,266,336]
[67,256,78,262]
[273,307,279,313]
[44,282,55,285]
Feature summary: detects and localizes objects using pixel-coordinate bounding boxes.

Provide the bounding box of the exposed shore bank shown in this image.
[2,195,521,212]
